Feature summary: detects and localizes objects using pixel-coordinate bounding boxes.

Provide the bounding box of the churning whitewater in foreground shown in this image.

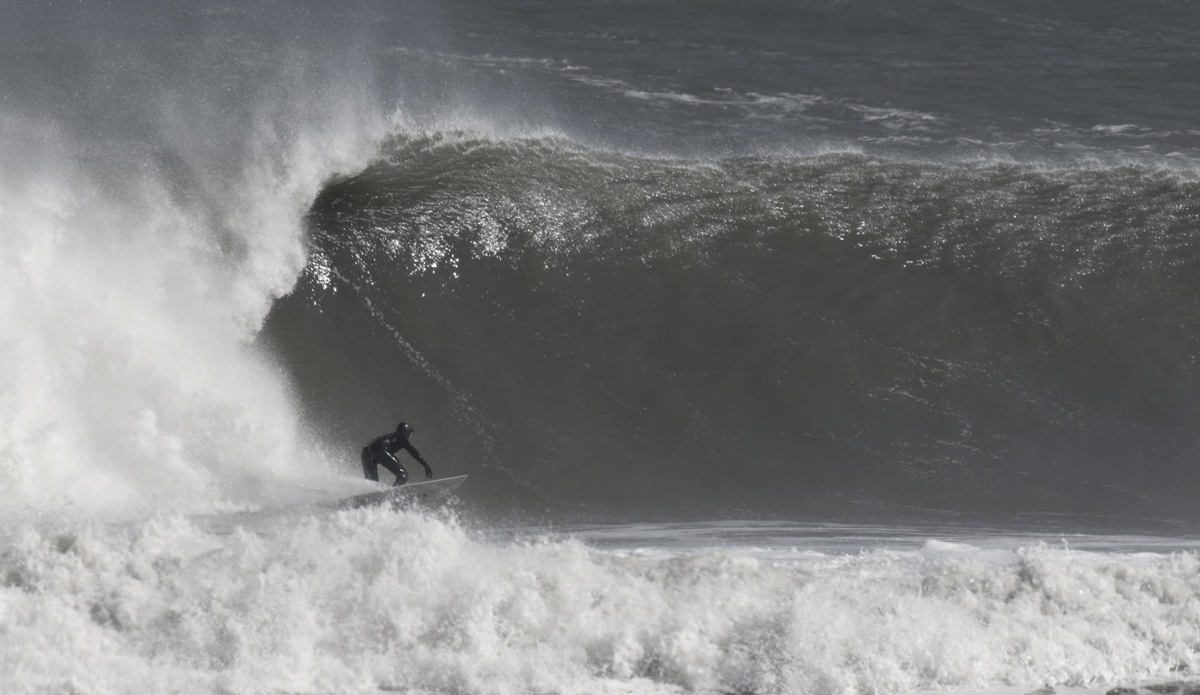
[6,509,1200,695]
[5,0,1200,693]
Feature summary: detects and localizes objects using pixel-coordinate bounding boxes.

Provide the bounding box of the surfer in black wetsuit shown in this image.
[361,422,432,486]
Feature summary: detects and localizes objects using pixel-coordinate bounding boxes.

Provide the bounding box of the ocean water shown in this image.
[4,0,1200,693]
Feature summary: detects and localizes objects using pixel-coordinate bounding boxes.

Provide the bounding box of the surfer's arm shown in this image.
[400,441,433,477]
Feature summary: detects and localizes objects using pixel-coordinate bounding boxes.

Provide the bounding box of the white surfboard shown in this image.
[332,474,467,510]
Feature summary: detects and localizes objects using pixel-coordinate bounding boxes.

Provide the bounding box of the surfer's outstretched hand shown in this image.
[423,463,433,479]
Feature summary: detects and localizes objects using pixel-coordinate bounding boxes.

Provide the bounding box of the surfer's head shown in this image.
[396,422,414,438]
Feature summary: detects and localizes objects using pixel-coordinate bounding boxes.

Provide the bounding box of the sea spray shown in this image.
[0,96,386,517]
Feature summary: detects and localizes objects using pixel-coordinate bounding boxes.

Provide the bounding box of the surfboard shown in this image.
[332,475,467,510]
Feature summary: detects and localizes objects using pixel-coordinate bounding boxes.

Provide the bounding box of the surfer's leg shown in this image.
[361,448,380,482]
[377,453,408,487]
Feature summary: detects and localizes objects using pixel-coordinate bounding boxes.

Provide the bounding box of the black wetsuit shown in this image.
[361,431,429,486]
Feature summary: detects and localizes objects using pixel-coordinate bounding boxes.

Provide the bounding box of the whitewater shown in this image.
[6,0,1200,693]
[6,509,1200,695]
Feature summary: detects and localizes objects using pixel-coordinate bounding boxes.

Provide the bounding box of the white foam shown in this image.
[2,513,1199,695]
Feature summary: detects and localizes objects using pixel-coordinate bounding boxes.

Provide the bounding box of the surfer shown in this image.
[361,422,432,486]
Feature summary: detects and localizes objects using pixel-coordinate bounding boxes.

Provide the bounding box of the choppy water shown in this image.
[4,0,1200,693]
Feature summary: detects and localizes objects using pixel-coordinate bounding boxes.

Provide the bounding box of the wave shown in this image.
[263,134,1200,520]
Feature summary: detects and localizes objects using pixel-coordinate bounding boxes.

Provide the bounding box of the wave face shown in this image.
[264,134,1200,520]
